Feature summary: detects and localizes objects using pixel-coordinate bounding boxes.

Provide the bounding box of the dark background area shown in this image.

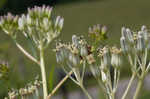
[0,0,97,14]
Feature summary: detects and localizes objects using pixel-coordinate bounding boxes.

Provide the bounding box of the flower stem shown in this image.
[40,47,48,99]
[80,84,93,99]
[133,79,143,99]
[15,42,40,65]
[121,73,135,99]
[133,72,145,99]
[47,70,73,99]
[111,92,115,99]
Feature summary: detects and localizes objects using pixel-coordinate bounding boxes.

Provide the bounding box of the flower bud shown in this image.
[26,14,32,25]
[141,25,148,42]
[100,59,108,73]
[101,25,107,34]
[103,47,111,67]
[34,80,43,98]
[141,25,147,31]
[72,35,79,47]
[43,18,49,30]
[55,16,64,31]
[88,27,93,34]
[69,53,80,67]
[18,14,26,30]
[101,70,107,83]
[120,36,129,53]
[121,27,127,37]
[126,28,134,43]
[111,53,121,69]
[58,17,64,31]
[138,31,143,36]
[80,45,88,57]
[62,47,69,59]
[55,16,61,27]
[86,54,96,64]
[137,35,145,52]
[56,51,64,64]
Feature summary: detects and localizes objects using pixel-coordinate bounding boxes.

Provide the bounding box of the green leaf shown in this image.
[48,65,55,92]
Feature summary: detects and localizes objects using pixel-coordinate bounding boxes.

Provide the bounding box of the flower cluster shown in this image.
[55,35,89,83]
[55,35,89,66]
[0,5,64,49]
[6,80,42,99]
[55,35,95,99]
[88,24,107,47]
[18,5,64,49]
[0,13,18,38]
[55,34,122,99]
[120,26,150,54]
[120,26,150,72]
[98,47,121,96]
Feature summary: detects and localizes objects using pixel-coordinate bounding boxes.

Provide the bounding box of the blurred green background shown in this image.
[0,0,150,98]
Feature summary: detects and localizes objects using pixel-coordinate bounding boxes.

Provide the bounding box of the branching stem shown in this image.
[121,73,136,99]
[133,72,145,99]
[80,83,93,99]
[15,42,40,65]
[47,70,73,99]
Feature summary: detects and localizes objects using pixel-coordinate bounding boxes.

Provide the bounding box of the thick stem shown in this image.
[121,73,135,99]
[133,79,143,99]
[40,47,48,99]
[111,92,115,99]
[80,84,93,99]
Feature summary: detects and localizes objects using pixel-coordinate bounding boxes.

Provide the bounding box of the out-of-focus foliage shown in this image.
[0,0,7,9]
[0,61,9,80]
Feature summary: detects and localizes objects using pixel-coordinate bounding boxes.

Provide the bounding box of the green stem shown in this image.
[80,84,93,99]
[15,42,40,65]
[133,72,145,99]
[47,70,73,99]
[40,47,48,99]
[121,73,135,99]
[133,79,143,99]
[113,69,117,91]
[111,92,115,99]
